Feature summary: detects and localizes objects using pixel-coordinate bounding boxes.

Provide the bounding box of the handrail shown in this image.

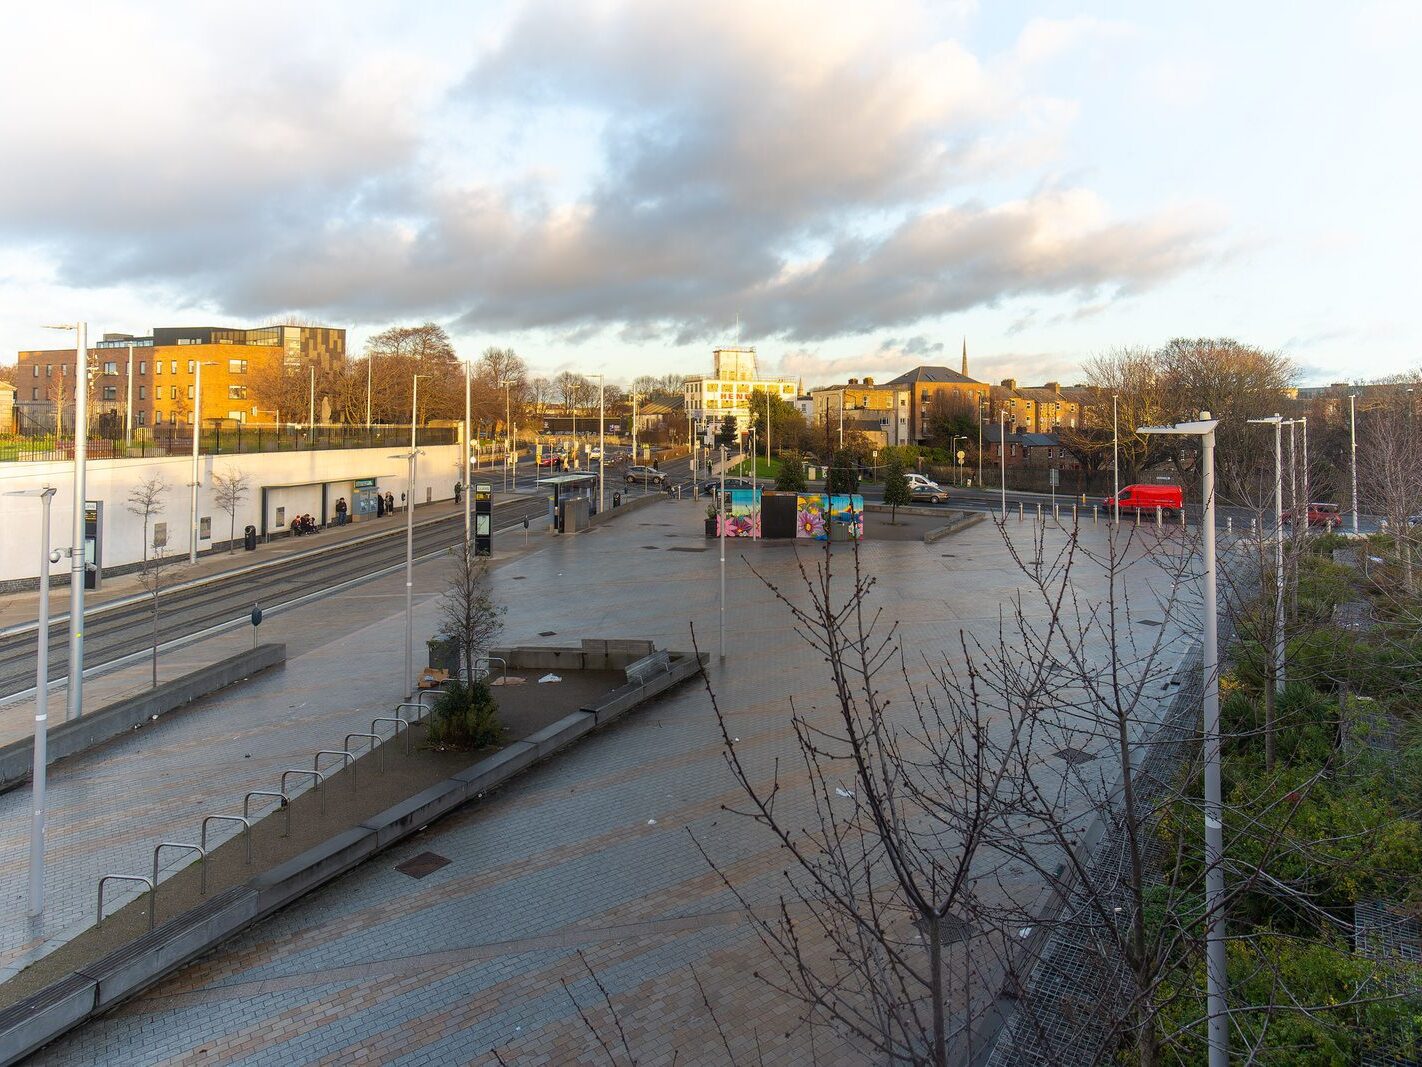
[201,814,252,866]
[281,768,326,814]
[98,874,155,929]
[244,789,291,837]
[372,717,410,755]
[154,842,208,905]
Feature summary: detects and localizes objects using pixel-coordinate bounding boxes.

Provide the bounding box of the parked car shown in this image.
[1283,502,1342,529]
[905,473,937,489]
[1102,483,1184,516]
[625,465,666,485]
[909,484,950,504]
[701,476,756,496]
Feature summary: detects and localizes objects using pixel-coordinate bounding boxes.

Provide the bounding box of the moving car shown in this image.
[1283,502,1342,529]
[701,476,756,496]
[908,483,950,504]
[625,465,666,485]
[536,451,565,467]
[1102,483,1184,517]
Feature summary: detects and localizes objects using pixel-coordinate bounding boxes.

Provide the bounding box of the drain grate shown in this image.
[1138,619,1162,627]
[916,913,975,944]
[1053,746,1097,766]
[538,630,557,637]
[395,851,451,879]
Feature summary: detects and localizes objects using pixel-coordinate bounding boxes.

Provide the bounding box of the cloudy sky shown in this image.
[1,1,1417,386]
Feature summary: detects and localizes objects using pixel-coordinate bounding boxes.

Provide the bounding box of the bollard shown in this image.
[1093,504,1099,525]
[1036,503,1042,521]
[1156,505,1162,529]
[1134,509,1140,527]
[1018,501,1024,522]
[1053,503,1060,522]
[1227,516,1233,534]
[1072,503,1078,524]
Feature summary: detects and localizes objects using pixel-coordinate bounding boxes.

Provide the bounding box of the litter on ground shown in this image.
[538,673,562,684]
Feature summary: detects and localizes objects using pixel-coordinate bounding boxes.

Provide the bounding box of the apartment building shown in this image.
[683,347,798,436]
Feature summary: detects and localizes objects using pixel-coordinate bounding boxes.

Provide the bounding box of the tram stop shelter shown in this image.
[541,473,600,533]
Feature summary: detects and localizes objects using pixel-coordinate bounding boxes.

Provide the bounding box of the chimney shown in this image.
[1001,378,1017,390]
[847,378,859,386]
[863,376,874,386]
[1044,381,1060,392]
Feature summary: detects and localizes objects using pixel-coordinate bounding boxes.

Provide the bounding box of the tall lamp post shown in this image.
[190,361,216,564]
[390,447,425,696]
[124,342,134,448]
[998,408,1007,518]
[1112,394,1120,526]
[45,321,87,720]
[464,361,472,546]
[499,378,515,492]
[1138,412,1225,1067]
[1248,415,1287,694]
[1349,394,1359,536]
[6,487,58,916]
[719,445,726,662]
[977,397,985,487]
[307,365,316,449]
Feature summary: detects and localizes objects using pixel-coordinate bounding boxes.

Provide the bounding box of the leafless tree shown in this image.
[125,474,168,567]
[210,467,250,553]
[1358,401,1422,591]
[133,540,184,689]
[437,544,505,685]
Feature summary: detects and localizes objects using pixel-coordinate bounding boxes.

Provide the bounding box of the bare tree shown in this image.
[133,540,184,689]
[211,467,250,553]
[1358,401,1422,591]
[437,544,505,685]
[125,474,168,567]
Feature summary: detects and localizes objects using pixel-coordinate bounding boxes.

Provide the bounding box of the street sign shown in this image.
[250,604,263,627]
[475,483,493,556]
[1049,467,1060,487]
[956,450,966,463]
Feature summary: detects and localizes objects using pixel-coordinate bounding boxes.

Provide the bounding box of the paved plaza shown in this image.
[19,499,1194,1063]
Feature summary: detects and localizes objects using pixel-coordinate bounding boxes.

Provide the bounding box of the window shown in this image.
[136,411,146,427]
[45,364,52,377]
[170,360,177,373]
[31,387,38,400]
[32,365,38,377]
[170,386,178,400]
[139,361,147,375]
[60,364,67,376]
[187,412,194,425]
[103,361,118,375]
[199,517,210,540]
[155,361,162,375]
[152,522,167,548]
[228,385,247,400]
[155,410,163,424]
[102,386,117,401]
[139,386,147,400]
[187,360,195,373]
[228,359,247,374]
[187,385,194,400]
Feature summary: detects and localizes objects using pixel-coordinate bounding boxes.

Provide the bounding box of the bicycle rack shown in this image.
[154,842,208,906]
[345,732,383,775]
[371,717,410,755]
[396,701,428,724]
[202,814,252,866]
[281,768,326,814]
[476,655,508,687]
[98,874,154,930]
[245,789,291,838]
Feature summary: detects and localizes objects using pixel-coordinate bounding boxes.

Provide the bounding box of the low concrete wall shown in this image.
[924,511,986,543]
[0,648,707,1064]
[489,640,657,673]
[0,644,286,793]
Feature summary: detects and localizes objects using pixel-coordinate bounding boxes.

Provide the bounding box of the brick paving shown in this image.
[28,503,1193,1063]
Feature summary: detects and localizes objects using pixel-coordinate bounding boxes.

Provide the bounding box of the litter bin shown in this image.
[613,491,622,508]
[243,524,258,551]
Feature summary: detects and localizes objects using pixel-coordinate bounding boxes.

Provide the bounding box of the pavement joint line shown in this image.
[0,513,547,708]
[0,496,547,640]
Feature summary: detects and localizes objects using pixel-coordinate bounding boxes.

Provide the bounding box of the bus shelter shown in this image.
[542,473,600,532]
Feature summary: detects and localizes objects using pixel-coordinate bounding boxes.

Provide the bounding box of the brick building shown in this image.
[987,379,1084,434]
[808,377,913,447]
[14,324,345,434]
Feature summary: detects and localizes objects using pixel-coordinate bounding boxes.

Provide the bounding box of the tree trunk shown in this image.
[1264,663,1276,773]
[151,589,159,689]
[927,914,947,1067]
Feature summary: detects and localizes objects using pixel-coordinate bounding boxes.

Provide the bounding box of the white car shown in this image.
[906,473,941,491]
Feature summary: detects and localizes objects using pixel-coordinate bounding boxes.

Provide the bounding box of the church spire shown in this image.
[961,337,968,377]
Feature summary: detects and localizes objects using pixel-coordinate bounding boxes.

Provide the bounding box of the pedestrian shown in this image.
[385,490,395,515]
[376,492,385,518]
[454,481,463,504]
[335,497,348,526]
[652,458,659,471]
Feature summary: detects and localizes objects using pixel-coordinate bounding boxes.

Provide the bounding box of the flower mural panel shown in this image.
[796,493,829,540]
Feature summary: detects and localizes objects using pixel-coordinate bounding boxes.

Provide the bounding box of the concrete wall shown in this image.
[0,445,463,583]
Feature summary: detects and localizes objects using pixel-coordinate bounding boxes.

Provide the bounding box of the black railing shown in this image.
[0,424,458,463]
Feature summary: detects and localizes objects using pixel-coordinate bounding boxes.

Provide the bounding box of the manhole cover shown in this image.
[669,546,707,552]
[1054,746,1096,766]
[1138,619,1162,627]
[395,851,451,879]
[539,630,557,637]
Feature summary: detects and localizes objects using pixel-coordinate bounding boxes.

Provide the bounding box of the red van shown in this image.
[1103,483,1184,517]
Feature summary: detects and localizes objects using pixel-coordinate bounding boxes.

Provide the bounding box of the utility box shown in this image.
[558,497,591,533]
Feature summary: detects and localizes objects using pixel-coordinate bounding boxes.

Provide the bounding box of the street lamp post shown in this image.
[594,374,606,512]
[464,361,472,546]
[500,378,514,492]
[366,355,373,428]
[1349,394,1359,536]
[719,445,726,662]
[6,487,57,916]
[1139,413,1226,1067]
[1112,394,1120,526]
[999,409,1007,518]
[45,322,88,720]
[124,343,134,448]
[390,447,425,696]
[1249,415,1287,694]
[977,398,985,487]
[190,361,216,565]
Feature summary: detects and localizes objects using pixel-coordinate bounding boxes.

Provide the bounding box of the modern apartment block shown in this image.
[14,323,346,433]
[683,346,798,436]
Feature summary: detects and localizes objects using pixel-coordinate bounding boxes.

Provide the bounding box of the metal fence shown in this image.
[0,424,457,462]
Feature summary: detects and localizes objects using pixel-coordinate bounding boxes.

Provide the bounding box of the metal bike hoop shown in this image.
[201,814,252,865]
[97,874,154,930]
[153,841,208,903]
[244,789,291,837]
[281,768,326,815]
